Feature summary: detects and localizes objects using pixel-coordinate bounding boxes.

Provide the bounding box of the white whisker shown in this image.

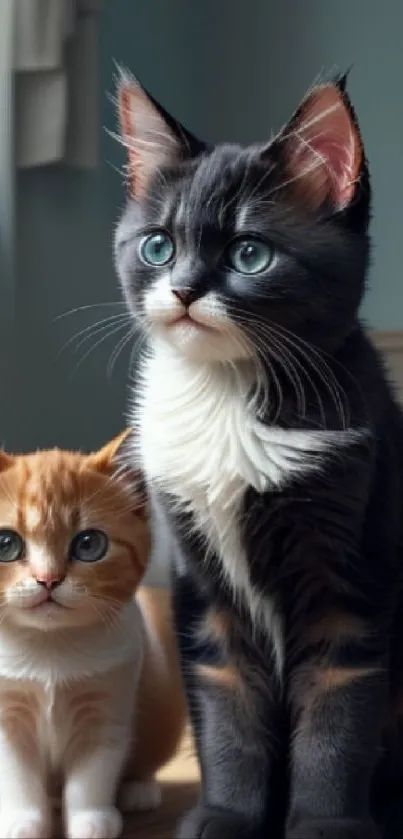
[225,305,350,429]
[70,320,130,377]
[54,302,125,321]
[58,313,130,358]
[106,327,135,380]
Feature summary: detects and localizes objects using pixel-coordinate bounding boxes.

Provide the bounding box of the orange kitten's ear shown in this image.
[89,429,133,473]
[89,430,148,517]
[0,451,14,472]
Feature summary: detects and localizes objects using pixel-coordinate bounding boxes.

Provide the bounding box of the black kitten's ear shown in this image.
[277,81,364,211]
[117,70,206,197]
[335,69,351,94]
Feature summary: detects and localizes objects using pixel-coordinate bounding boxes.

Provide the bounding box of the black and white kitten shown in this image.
[115,73,403,839]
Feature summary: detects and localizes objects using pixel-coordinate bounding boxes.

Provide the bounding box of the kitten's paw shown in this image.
[67,807,122,839]
[119,778,162,811]
[0,809,49,839]
[177,805,256,839]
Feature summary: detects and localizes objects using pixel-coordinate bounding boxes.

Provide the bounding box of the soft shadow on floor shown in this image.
[122,727,200,839]
[122,780,199,839]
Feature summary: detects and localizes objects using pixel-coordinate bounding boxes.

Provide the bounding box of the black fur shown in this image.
[116,76,403,838]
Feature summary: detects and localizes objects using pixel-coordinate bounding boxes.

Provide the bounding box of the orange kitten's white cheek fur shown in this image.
[144,276,252,362]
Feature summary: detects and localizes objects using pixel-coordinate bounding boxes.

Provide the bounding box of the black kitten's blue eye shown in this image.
[70,530,108,563]
[139,230,175,267]
[226,237,273,275]
[0,530,24,563]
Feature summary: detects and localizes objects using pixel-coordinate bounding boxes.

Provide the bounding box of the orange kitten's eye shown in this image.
[70,529,108,563]
[0,529,24,563]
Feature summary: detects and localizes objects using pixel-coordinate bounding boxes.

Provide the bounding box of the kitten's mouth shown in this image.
[26,597,64,611]
[167,313,214,331]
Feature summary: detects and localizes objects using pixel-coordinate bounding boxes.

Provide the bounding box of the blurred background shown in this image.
[1,0,402,455]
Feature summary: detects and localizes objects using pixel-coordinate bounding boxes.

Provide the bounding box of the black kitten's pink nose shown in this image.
[36,574,65,591]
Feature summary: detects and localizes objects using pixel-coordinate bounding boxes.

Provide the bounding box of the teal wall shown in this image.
[10,0,403,453]
[13,0,209,452]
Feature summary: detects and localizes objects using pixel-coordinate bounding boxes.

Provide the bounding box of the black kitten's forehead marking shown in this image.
[152,145,272,245]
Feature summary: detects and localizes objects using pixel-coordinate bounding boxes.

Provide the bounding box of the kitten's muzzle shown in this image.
[166,290,215,331]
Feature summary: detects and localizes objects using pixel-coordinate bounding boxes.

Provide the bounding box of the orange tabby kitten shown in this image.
[0,431,186,839]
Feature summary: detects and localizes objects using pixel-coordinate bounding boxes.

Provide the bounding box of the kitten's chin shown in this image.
[8,602,101,632]
[8,602,73,631]
[151,321,251,363]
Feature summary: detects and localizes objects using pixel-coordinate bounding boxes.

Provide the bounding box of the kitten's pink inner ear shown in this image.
[119,86,145,197]
[285,85,362,210]
[118,81,179,198]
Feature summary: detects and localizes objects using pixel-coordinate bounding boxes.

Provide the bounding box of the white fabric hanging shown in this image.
[13,0,100,169]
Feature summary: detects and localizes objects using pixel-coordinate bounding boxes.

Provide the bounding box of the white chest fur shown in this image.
[0,600,143,686]
[0,601,143,786]
[137,344,357,674]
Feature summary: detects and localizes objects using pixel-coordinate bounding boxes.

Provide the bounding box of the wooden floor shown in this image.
[122,729,200,839]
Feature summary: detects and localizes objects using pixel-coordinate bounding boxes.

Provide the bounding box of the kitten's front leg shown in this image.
[64,726,128,839]
[63,661,141,839]
[173,573,281,839]
[0,721,50,838]
[286,618,386,839]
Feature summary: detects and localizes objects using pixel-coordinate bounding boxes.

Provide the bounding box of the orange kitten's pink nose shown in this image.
[36,573,65,591]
